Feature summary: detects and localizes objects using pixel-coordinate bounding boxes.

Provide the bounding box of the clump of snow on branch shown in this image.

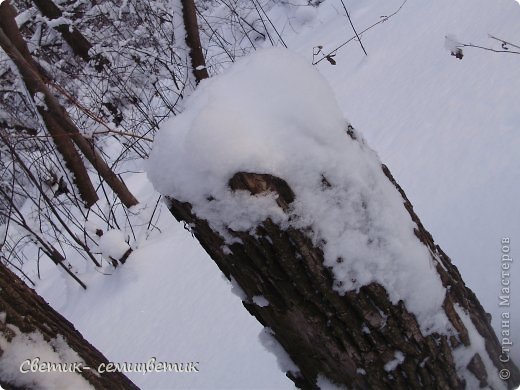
[147,48,449,334]
[97,229,130,260]
[444,34,463,59]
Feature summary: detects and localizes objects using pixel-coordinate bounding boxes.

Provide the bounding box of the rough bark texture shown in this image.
[0,2,138,208]
[165,142,520,388]
[180,0,209,83]
[0,263,138,389]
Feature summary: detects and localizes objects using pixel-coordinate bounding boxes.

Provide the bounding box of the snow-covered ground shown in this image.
[31,0,520,388]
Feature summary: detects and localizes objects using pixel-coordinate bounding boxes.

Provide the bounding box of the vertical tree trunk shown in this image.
[181,0,209,83]
[0,263,138,389]
[165,165,520,388]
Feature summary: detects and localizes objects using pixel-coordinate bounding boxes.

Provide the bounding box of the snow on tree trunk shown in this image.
[147,48,520,388]
[0,263,138,389]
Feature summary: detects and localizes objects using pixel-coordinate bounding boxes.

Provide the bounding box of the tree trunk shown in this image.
[181,0,209,83]
[165,152,520,388]
[0,1,98,208]
[31,0,108,70]
[0,1,41,72]
[0,2,138,208]
[0,263,138,389]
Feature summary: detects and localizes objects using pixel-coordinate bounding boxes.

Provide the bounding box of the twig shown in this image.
[251,0,287,48]
[49,82,153,142]
[338,0,367,56]
[314,0,408,65]
[488,34,520,50]
[460,43,520,55]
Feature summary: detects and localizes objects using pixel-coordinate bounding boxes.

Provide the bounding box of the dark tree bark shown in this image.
[164,139,520,388]
[0,1,98,208]
[31,0,108,70]
[181,0,209,83]
[0,263,138,389]
[0,1,138,208]
[0,1,41,72]
[32,0,92,61]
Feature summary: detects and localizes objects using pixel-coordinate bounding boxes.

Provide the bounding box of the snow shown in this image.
[0,323,92,389]
[148,47,449,335]
[384,350,405,372]
[14,7,36,26]
[452,304,505,389]
[97,229,131,260]
[44,16,73,29]
[258,328,299,375]
[444,34,463,57]
[229,276,248,301]
[252,295,270,307]
[35,213,290,389]
[316,374,347,390]
[33,92,47,111]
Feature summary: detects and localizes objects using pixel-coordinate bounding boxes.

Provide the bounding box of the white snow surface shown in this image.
[148,48,449,334]
[35,212,290,389]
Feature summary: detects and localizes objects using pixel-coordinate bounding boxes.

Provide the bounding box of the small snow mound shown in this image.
[444,34,463,59]
[98,229,130,260]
